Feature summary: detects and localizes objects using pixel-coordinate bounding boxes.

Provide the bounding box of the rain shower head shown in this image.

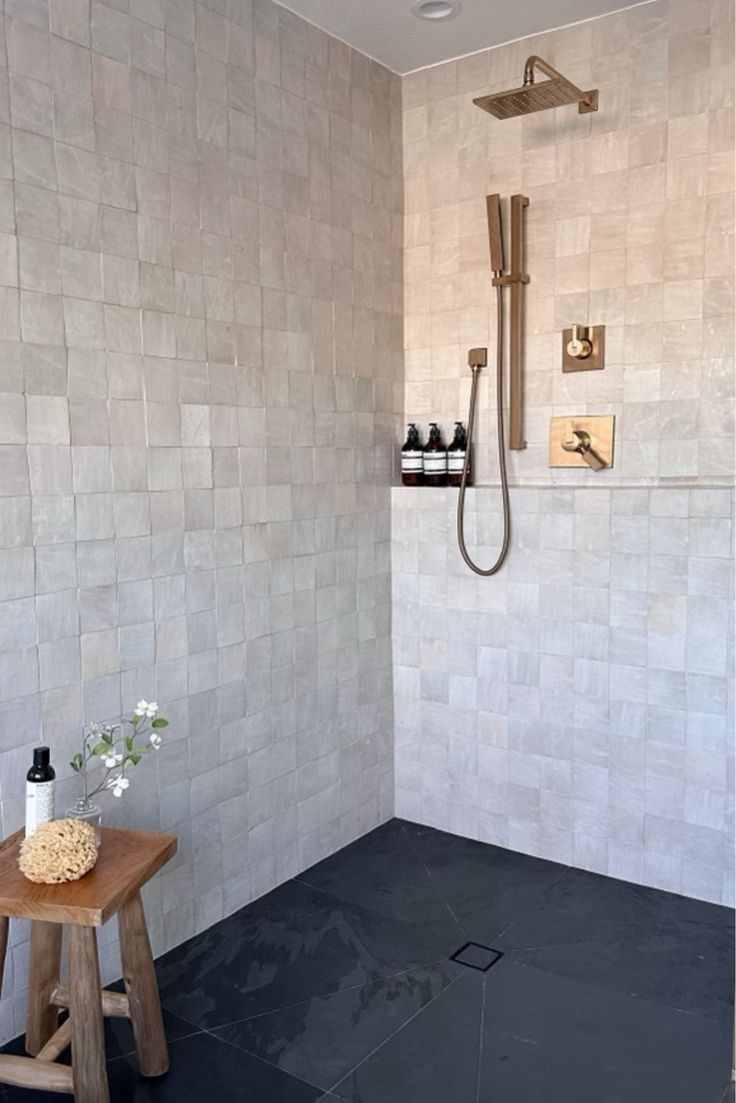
[474,55,598,119]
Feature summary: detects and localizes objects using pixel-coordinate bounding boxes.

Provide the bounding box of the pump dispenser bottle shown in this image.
[448,421,471,487]
[401,423,425,486]
[423,423,448,487]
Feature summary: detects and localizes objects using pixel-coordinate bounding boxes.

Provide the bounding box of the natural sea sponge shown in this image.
[19,819,98,884]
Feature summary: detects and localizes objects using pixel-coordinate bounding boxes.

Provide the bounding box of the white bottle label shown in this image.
[401,450,424,473]
[423,451,447,473]
[26,780,55,836]
[448,451,466,473]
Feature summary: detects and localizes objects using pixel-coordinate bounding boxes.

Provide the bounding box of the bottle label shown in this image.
[423,452,447,473]
[448,452,466,473]
[401,450,424,473]
[26,780,55,836]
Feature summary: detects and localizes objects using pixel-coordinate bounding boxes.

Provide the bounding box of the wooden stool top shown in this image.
[0,827,176,927]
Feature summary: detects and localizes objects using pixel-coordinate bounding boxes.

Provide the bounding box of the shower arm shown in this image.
[522,55,598,113]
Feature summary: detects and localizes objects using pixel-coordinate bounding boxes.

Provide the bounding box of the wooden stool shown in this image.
[0,827,177,1102]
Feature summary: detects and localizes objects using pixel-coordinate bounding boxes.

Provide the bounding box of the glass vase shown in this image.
[66,797,102,846]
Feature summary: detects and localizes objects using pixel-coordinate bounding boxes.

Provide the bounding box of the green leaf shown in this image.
[125,735,133,752]
[151,718,168,728]
[124,754,142,767]
[70,753,83,772]
[92,742,109,756]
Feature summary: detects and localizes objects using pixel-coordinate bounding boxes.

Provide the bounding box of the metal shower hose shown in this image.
[456,284,511,576]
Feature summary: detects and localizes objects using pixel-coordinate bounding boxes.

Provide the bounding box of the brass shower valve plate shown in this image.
[549,415,615,468]
[561,325,605,372]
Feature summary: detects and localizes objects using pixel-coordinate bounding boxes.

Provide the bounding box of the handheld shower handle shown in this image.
[486,195,504,276]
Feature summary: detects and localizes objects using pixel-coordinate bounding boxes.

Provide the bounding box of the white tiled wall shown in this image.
[393,484,734,905]
[401,0,734,485]
[394,0,735,906]
[0,0,402,1042]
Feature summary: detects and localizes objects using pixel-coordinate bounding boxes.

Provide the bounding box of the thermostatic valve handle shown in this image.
[561,429,606,470]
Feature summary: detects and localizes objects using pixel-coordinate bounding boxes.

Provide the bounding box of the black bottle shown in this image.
[401,423,425,486]
[25,746,56,836]
[448,422,471,487]
[423,423,447,487]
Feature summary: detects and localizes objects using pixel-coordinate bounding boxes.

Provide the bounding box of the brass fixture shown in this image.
[562,325,605,373]
[455,194,528,576]
[488,193,529,451]
[474,56,598,119]
[566,325,592,359]
[549,415,615,469]
[562,430,605,470]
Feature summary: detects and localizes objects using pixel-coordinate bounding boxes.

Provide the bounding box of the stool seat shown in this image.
[0,827,176,926]
[0,826,177,1103]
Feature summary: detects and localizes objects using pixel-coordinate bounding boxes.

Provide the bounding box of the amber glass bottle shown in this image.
[401,423,425,486]
[448,421,470,487]
[423,423,447,487]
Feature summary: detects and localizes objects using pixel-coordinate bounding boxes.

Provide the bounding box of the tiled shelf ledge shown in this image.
[391,480,735,491]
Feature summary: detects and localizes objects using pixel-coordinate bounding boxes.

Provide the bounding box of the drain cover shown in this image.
[450,941,503,972]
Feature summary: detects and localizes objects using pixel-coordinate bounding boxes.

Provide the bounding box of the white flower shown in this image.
[107,775,130,798]
[103,751,123,768]
[135,699,158,719]
[149,732,162,750]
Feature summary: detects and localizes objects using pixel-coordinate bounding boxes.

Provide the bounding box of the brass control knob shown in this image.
[566,324,593,360]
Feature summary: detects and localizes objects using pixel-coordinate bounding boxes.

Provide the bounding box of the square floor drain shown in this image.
[450,941,504,972]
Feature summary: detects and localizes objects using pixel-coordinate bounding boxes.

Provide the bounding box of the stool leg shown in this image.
[0,916,7,989]
[26,921,62,1055]
[69,926,109,1103]
[118,890,169,1076]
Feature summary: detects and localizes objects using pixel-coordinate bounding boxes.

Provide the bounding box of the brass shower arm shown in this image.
[523,55,598,113]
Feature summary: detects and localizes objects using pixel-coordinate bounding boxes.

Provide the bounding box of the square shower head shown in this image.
[474,79,598,118]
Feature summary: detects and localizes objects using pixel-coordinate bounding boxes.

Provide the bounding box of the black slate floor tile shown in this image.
[494,866,735,1018]
[331,970,484,1103]
[2,1031,323,1103]
[1,819,733,1103]
[720,1083,735,1102]
[297,820,461,940]
[479,959,732,1103]
[401,819,569,943]
[212,960,460,1092]
[156,878,452,1029]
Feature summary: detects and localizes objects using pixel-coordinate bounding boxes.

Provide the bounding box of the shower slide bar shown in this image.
[487,193,529,451]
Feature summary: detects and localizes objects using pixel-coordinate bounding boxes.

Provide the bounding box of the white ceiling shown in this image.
[273,0,647,75]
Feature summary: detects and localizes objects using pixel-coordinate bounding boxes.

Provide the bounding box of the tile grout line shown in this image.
[326,971,465,1095]
[203,961,439,1031]
[398,823,469,938]
[199,1022,326,1098]
[490,865,573,945]
[112,1026,204,1064]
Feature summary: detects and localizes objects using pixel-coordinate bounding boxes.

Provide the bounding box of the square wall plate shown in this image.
[549,414,615,468]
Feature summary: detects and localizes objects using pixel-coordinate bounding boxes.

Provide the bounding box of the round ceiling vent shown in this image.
[411,0,461,20]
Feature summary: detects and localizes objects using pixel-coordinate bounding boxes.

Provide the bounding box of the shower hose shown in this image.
[456,284,511,576]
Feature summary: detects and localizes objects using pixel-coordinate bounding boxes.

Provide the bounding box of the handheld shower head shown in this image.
[474,55,598,119]
[486,195,504,276]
